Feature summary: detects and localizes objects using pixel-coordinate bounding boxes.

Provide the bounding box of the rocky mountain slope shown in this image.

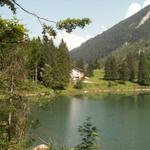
[70,5,150,62]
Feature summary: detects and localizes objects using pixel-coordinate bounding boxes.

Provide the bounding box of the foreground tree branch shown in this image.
[12,0,57,24]
[0,0,92,37]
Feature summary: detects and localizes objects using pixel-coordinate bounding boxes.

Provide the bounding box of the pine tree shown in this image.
[55,39,70,89]
[92,59,100,70]
[43,39,70,90]
[42,39,71,90]
[126,53,137,82]
[104,57,112,80]
[104,55,119,80]
[138,52,150,85]
[27,37,43,81]
[111,57,119,80]
[87,61,94,77]
[76,58,85,71]
[42,38,57,87]
[119,60,130,81]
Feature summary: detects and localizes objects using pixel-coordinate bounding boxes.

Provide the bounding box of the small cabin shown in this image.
[70,68,85,81]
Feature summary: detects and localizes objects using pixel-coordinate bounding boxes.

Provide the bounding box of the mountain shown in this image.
[70,5,150,62]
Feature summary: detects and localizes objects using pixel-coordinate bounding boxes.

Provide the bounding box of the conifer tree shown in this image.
[104,55,119,80]
[43,39,71,90]
[55,39,70,89]
[119,60,130,81]
[42,38,57,87]
[27,37,43,81]
[92,59,100,70]
[104,57,112,80]
[76,58,85,71]
[126,53,137,82]
[87,61,94,77]
[138,52,150,85]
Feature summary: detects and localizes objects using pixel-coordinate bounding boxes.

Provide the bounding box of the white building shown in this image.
[70,68,85,81]
[32,144,49,150]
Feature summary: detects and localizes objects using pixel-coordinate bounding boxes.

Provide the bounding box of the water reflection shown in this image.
[30,92,150,150]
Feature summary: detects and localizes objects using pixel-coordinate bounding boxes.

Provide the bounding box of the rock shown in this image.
[32,144,49,150]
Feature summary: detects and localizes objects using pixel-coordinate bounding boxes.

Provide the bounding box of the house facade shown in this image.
[70,68,84,81]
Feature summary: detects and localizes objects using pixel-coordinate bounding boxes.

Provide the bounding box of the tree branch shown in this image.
[12,0,57,24]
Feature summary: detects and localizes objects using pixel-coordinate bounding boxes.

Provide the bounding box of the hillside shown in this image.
[70,5,150,62]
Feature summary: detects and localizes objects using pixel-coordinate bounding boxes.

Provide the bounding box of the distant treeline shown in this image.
[104,52,150,85]
[75,48,150,86]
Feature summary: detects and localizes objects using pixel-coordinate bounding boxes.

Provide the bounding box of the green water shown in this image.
[31,93,150,150]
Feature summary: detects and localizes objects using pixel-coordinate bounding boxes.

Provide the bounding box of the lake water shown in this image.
[31,93,150,150]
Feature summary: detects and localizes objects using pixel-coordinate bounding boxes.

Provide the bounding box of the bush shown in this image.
[74,80,83,89]
[117,80,126,85]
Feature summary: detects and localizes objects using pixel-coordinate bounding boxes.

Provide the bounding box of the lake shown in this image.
[30,93,150,150]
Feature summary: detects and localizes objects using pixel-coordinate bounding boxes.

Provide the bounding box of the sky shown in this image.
[0,0,150,50]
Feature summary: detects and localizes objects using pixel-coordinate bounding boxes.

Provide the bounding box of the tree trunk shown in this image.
[35,64,38,82]
[8,75,14,141]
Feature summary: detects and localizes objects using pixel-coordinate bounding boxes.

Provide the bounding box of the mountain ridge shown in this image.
[70,5,150,62]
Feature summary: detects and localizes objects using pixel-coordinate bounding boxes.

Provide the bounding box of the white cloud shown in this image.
[125,3,142,18]
[125,1,150,19]
[143,0,150,7]
[53,31,93,50]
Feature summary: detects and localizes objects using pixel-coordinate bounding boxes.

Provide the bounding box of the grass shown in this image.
[85,69,139,89]
[64,69,150,95]
[1,70,149,98]
[0,81,54,99]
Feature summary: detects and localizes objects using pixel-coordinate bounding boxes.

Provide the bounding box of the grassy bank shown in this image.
[0,81,55,99]
[64,69,150,95]
[1,70,150,99]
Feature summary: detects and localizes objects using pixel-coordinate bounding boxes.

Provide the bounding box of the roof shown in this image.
[72,67,84,73]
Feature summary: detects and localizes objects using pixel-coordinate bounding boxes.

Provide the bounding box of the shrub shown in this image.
[74,80,83,89]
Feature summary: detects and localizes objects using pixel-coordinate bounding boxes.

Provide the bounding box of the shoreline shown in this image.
[61,87,150,96]
[0,87,150,99]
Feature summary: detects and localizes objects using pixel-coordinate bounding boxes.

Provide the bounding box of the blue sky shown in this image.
[0,0,150,49]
